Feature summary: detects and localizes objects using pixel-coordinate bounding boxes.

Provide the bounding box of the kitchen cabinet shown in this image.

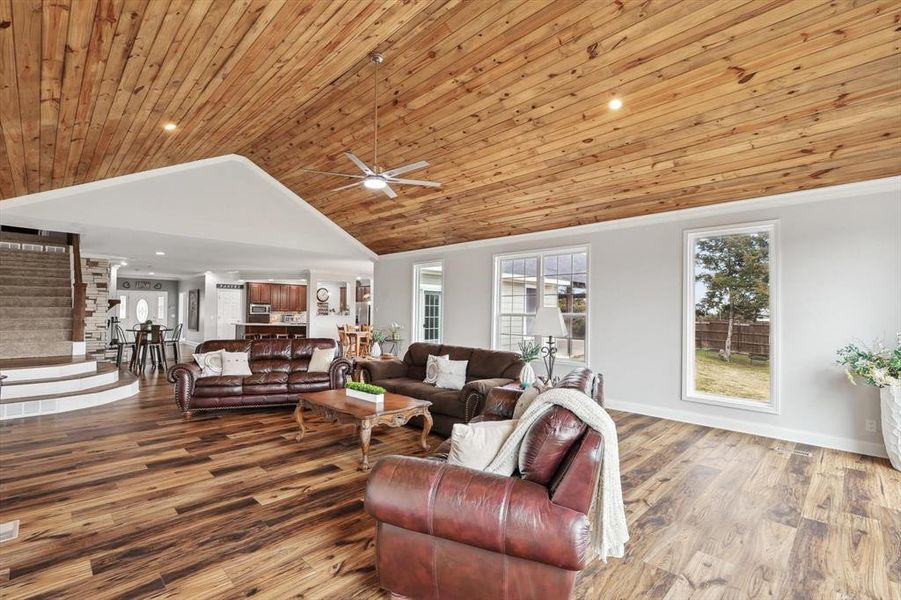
[246,283,307,312]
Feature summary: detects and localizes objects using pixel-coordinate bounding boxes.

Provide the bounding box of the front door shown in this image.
[422,291,441,342]
[217,288,243,339]
[123,291,168,331]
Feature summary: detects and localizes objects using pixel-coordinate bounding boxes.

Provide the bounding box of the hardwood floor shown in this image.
[0,370,898,599]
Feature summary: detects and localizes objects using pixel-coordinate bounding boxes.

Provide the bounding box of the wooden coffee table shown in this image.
[294,389,433,471]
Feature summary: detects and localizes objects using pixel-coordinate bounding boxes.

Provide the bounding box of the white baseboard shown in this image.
[605,397,888,459]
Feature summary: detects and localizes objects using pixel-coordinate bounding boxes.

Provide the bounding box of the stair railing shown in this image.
[69,233,87,343]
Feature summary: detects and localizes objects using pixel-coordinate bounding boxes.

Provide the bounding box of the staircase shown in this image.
[0,356,139,420]
[0,244,74,359]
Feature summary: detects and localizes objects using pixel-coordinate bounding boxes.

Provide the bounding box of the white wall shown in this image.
[177,276,205,344]
[374,178,901,456]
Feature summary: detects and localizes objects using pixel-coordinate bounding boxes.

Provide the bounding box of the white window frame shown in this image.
[491,245,590,366]
[682,220,781,414]
[412,260,444,344]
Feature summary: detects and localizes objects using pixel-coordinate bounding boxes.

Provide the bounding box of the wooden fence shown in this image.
[695,320,769,357]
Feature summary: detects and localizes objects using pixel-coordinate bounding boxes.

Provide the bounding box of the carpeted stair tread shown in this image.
[0,296,71,307]
[1,317,73,330]
[0,285,70,297]
[0,307,71,318]
[0,276,71,287]
[0,341,73,359]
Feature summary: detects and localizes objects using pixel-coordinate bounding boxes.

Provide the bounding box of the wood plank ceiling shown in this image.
[1,0,899,254]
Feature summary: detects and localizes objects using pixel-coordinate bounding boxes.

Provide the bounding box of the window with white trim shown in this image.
[118,295,127,319]
[493,247,588,362]
[683,221,780,413]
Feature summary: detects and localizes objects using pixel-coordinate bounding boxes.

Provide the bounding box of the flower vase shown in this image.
[519,362,536,388]
[370,341,382,358]
[880,383,901,471]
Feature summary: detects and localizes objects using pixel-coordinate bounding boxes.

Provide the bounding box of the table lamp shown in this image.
[530,306,566,383]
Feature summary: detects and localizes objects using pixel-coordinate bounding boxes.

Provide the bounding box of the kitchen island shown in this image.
[235,323,307,339]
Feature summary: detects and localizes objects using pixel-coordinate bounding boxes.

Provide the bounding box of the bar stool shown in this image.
[244,333,260,340]
[275,333,289,340]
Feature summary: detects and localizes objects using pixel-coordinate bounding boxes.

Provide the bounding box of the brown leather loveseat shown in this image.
[167,339,352,416]
[365,367,604,600]
[356,342,524,436]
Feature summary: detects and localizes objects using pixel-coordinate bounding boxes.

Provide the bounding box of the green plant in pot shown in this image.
[517,339,542,388]
[370,328,388,357]
[836,334,901,471]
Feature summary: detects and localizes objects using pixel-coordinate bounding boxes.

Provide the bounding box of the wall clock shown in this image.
[316,287,330,302]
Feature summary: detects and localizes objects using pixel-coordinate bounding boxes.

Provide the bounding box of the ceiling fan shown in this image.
[299,52,441,199]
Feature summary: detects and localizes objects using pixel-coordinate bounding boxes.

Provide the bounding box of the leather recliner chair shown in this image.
[364,368,604,600]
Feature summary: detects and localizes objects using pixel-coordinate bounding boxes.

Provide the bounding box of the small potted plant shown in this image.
[517,339,542,388]
[346,381,386,404]
[836,334,901,470]
[370,328,388,357]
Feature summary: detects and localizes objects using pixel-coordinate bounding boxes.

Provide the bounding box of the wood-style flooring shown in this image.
[0,370,898,599]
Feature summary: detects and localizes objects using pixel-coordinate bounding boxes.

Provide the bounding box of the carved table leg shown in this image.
[294,402,306,441]
[420,410,433,451]
[359,421,372,471]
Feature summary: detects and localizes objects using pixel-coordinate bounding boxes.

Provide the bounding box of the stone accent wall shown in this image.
[83,257,110,357]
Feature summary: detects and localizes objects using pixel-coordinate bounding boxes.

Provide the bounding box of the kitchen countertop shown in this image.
[235,322,307,327]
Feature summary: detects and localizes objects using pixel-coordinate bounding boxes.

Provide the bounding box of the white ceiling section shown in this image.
[0,155,375,279]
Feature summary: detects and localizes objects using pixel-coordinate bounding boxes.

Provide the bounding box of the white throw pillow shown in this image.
[435,357,467,390]
[512,381,550,419]
[448,419,519,471]
[221,351,253,377]
[423,354,449,384]
[193,349,224,378]
[308,346,334,372]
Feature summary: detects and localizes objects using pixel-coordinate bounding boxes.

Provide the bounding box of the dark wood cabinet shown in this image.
[247,283,308,313]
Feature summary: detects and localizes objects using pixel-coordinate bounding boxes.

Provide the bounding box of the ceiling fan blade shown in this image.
[381,184,398,199]
[344,151,374,175]
[381,160,429,178]
[332,182,362,192]
[299,168,365,179]
[388,178,442,188]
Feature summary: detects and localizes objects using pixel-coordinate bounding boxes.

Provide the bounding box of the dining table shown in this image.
[344,329,371,357]
[128,325,172,373]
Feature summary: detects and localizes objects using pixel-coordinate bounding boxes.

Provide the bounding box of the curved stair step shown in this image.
[0,370,139,420]
[1,364,119,399]
[0,356,97,382]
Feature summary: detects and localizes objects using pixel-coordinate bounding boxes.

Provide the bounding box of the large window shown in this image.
[683,222,780,413]
[494,247,588,362]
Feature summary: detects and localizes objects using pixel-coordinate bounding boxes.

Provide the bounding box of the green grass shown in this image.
[694,349,770,402]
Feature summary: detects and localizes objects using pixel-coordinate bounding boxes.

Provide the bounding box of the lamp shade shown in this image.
[530,306,567,338]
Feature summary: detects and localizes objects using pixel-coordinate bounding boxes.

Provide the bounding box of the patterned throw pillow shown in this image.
[423,354,450,385]
[435,357,468,391]
[192,349,224,378]
[221,351,253,377]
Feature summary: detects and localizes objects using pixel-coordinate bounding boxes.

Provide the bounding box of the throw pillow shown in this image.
[423,354,450,384]
[193,350,224,378]
[221,351,253,377]
[448,419,519,471]
[435,357,467,390]
[308,346,334,372]
[512,381,551,419]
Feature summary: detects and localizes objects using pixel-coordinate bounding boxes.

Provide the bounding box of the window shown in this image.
[135,298,149,323]
[413,262,443,343]
[157,295,166,320]
[683,221,780,413]
[493,247,588,362]
[118,295,127,319]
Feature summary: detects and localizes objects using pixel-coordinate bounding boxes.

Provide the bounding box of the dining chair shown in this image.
[337,326,353,358]
[164,323,183,362]
[111,324,134,367]
[129,330,148,373]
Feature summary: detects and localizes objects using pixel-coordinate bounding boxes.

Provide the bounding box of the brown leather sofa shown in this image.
[167,339,352,416]
[365,368,604,600]
[356,342,524,437]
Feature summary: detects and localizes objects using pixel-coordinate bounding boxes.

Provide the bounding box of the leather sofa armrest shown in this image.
[462,378,515,421]
[365,456,590,570]
[482,385,525,420]
[356,358,406,383]
[167,362,201,411]
[329,357,353,389]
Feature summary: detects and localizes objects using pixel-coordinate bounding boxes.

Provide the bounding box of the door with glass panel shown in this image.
[122,291,168,331]
[413,262,443,343]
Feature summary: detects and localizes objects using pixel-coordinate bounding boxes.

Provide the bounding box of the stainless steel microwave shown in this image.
[249,304,271,314]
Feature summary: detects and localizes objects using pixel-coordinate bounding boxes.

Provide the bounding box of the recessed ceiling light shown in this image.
[149,272,155,275]
[120,261,128,266]
[268,279,274,282]
[155,251,165,256]
[163,123,177,131]
[608,98,623,110]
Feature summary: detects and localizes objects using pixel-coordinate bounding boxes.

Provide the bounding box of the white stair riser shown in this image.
[0,360,97,382]
[0,379,140,420]
[2,369,119,399]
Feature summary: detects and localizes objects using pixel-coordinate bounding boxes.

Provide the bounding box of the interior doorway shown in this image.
[216,288,243,339]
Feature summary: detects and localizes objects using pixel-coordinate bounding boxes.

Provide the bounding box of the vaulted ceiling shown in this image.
[1,0,899,254]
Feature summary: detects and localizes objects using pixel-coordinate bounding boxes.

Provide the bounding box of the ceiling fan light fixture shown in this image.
[362,175,387,189]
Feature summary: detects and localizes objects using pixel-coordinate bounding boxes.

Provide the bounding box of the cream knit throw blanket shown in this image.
[483,387,629,562]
